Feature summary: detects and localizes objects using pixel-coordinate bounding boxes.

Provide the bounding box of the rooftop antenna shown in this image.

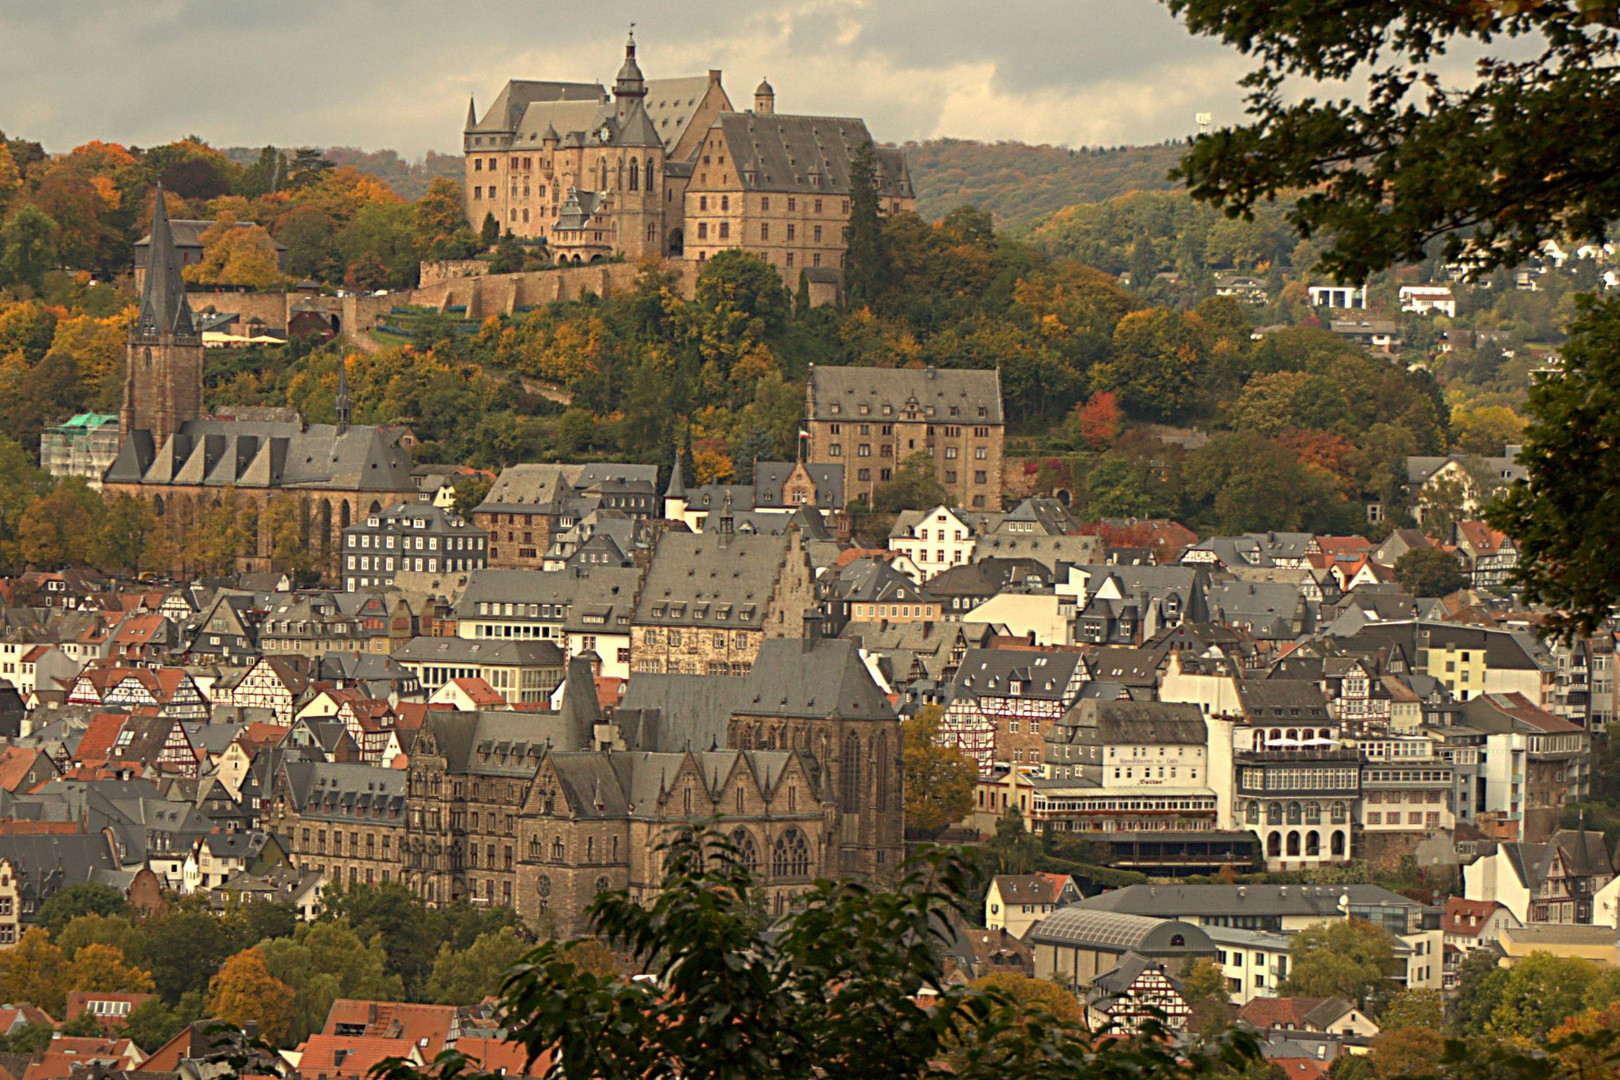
[1196,112,1212,136]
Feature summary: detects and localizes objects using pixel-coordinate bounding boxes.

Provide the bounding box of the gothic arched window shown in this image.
[551,837,565,863]
[731,828,759,873]
[840,733,862,813]
[772,828,810,879]
[629,158,640,191]
[645,159,655,193]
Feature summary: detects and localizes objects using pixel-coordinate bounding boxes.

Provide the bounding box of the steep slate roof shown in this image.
[135,185,196,340]
[711,112,912,197]
[1060,699,1208,745]
[736,637,894,721]
[105,418,414,491]
[634,530,792,631]
[1236,680,1333,724]
[615,673,750,753]
[951,648,1085,702]
[753,462,844,509]
[277,761,406,821]
[392,637,565,668]
[808,364,1002,424]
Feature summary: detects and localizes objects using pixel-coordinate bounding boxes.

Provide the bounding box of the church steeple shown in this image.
[137,184,196,341]
[465,95,477,131]
[614,25,646,100]
[335,357,351,435]
[123,183,203,443]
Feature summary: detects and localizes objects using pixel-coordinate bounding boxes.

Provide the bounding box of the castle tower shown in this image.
[122,184,203,442]
[608,26,665,259]
[754,78,775,115]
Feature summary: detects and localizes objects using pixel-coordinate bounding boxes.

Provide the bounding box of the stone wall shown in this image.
[409,259,701,320]
[419,260,489,287]
[188,291,293,332]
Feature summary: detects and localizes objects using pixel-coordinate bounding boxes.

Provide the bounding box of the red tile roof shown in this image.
[296,1035,416,1079]
[1443,897,1506,937]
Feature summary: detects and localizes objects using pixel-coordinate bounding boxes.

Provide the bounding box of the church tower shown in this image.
[608,27,666,259]
[122,184,203,442]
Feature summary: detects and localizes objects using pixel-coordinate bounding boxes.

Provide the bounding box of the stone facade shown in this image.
[629,525,816,675]
[804,365,1005,510]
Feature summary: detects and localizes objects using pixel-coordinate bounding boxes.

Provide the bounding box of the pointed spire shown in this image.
[615,23,646,100]
[465,95,478,131]
[335,357,351,435]
[138,184,196,341]
[666,445,686,499]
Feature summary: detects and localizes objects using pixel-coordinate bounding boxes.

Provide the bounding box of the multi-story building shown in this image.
[462,35,913,279]
[454,566,642,679]
[340,504,487,593]
[40,414,122,488]
[939,648,1088,773]
[804,365,1005,511]
[257,593,414,658]
[1461,692,1590,843]
[473,463,658,571]
[681,109,914,271]
[391,638,566,705]
[266,761,407,890]
[629,516,815,675]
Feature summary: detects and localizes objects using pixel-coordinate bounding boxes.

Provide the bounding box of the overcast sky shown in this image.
[0,0,1261,158]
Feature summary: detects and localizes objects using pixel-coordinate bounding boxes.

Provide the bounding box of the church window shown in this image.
[772,828,810,879]
[551,837,565,863]
[841,733,862,813]
[629,159,640,190]
[644,159,654,192]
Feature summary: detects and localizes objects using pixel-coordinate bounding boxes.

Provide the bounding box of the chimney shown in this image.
[803,610,823,650]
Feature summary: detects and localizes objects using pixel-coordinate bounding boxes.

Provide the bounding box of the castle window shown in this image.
[699,196,708,211]
[786,253,794,267]
[475,160,483,172]
[813,253,821,267]
[721,195,729,211]
[760,224,769,241]
[787,224,796,242]
[814,198,823,212]
[719,222,730,239]
[787,197,796,212]
[697,223,708,239]
[761,197,770,211]
[842,200,850,214]
[813,225,822,243]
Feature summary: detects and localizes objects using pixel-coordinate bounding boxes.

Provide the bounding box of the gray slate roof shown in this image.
[735,637,894,721]
[105,418,415,492]
[712,112,913,197]
[808,364,1002,424]
[635,531,791,630]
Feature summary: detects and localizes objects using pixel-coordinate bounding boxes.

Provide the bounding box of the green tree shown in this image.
[1181,957,1233,1037]
[258,919,403,1044]
[0,206,59,292]
[383,827,1252,1080]
[1164,0,1620,284]
[1278,918,1396,1012]
[873,452,949,514]
[55,913,147,964]
[901,705,977,838]
[144,907,234,1005]
[1485,952,1600,1041]
[425,925,531,1005]
[1394,546,1465,598]
[843,139,890,309]
[1490,297,1620,636]
[489,232,525,274]
[1448,947,1509,1036]
[0,928,64,1014]
[37,882,127,938]
[319,882,440,999]
[91,493,156,575]
[1379,987,1444,1033]
[479,211,500,249]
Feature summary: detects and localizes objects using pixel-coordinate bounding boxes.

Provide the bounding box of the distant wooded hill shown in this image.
[222,138,1189,226]
[903,138,1188,232]
[222,146,463,201]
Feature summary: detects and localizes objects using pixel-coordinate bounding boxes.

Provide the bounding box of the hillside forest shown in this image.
[0,129,1571,571]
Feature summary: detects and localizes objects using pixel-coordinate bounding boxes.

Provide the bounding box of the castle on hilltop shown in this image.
[462,31,915,281]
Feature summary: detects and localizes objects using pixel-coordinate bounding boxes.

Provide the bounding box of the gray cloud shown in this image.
[0,0,1264,158]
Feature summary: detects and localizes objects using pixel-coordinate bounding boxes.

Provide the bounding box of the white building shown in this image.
[889,505,978,582]
[1206,925,1292,1005]
[1308,284,1367,309]
[1399,285,1458,317]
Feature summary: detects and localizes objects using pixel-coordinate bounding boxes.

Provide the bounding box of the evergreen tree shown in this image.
[490,231,525,274]
[480,212,501,249]
[843,139,889,309]
[736,426,776,482]
[793,268,812,317]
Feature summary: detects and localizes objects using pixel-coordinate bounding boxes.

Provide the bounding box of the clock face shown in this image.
[600,126,613,143]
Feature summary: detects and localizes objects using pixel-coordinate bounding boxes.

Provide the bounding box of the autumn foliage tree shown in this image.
[901,705,977,838]
[206,947,296,1045]
[1071,391,1122,449]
